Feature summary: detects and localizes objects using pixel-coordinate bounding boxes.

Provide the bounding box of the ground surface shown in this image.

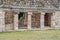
[0,30,60,40]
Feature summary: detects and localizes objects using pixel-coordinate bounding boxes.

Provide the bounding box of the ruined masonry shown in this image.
[0,0,60,31]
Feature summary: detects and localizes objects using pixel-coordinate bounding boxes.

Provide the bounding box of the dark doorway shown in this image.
[44,13,52,27]
[18,12,24,20]
[18,12,28,29]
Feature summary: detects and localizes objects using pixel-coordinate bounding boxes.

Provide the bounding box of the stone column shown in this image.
[0,11,5,32]
[27,12,32,30]
[54,11,60,28]
[40,12,45,30]
[51,13,56,28]
[14,14,18,30]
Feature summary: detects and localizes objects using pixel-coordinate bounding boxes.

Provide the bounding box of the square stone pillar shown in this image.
[40,12,45,30]
[14,14,18,30]
[0,11,5,32]
[54,11,60,28]
[27,12,32,30]
[51,13,56,28]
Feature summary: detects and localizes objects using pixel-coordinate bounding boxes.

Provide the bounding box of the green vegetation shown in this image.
[18,12,24,20]
[21,0,24,1]
[0,30,60,40]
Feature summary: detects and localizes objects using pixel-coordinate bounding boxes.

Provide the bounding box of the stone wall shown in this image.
[5,12,14,30]
[31,13,40,28]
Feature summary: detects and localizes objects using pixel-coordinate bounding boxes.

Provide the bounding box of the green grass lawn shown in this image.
[0,30,60,40]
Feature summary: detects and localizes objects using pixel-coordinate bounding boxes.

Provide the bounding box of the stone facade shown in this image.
[0,0,60,32]
[0,9,60,31]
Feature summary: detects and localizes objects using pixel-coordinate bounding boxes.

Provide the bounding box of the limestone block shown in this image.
[5,23,14,31]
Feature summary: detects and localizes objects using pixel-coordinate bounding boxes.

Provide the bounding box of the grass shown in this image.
[0,30,60,40]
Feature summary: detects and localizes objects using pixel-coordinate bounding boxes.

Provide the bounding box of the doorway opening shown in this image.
[44,13,52,27]
[18,12,24,20]
[18,12,28,29]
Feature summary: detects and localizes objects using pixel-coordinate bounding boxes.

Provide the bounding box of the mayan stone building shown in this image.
[0,0,60,31]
